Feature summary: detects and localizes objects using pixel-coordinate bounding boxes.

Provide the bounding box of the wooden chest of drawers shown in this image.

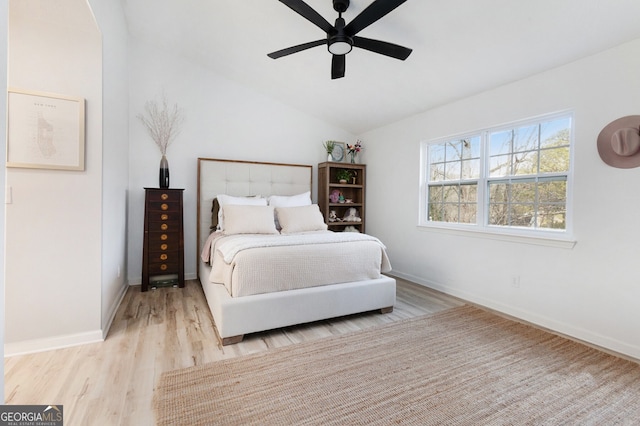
[142,188,185,292]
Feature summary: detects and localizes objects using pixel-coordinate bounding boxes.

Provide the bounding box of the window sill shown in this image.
[417,224,576,249]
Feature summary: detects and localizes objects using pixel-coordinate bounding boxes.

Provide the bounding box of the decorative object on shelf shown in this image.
[343,207,362,222]
[328,210,338,222]
[330,189,341,203]
[323,140,345,162]
[336,168,353,183]
[323,140,335,161]
[344,225,360,233]
[159,155,169,188]
[346,139,363,163]
[137,93,184,188]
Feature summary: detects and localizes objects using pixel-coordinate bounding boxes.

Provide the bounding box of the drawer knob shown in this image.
[161,234,168,240]
[161,203,169,211]
[160,264,168,271]
[161,223,168,231]
[161,214,169,220]
[160,254,168,261]
[161,193,169,200]
[160,243,168,250]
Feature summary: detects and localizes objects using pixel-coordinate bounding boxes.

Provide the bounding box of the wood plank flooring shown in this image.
[4,277,463,426]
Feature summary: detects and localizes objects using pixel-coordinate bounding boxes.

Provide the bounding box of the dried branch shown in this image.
[137,94,184,155]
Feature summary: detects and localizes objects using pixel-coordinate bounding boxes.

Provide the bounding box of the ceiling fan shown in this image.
[268,0,412,79]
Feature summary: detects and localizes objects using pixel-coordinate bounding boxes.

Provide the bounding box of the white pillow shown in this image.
[267,191,312,207]
[222,205,278,235]
[275,204,328,234]
[216,194,266,231]
[268,191,312,229]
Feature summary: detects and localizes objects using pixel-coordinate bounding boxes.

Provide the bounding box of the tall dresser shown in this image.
[141,188,185,292]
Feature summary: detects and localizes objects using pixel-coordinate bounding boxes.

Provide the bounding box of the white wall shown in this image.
[362,38,640,359]
[5,0,103,352]
[1,0,8,401]
[126,38,354,284]
[88,0,130,334]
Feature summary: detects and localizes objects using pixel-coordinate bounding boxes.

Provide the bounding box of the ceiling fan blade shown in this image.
[331,55,346,79]
[268,39,326,59]
[279,0,334,33]
[344,0,407,36]
[353,36,412,60]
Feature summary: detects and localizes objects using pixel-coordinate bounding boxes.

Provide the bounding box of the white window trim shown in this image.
[418,111,576,249]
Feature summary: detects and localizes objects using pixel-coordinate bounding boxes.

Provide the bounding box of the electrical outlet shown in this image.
[511,276,521,288]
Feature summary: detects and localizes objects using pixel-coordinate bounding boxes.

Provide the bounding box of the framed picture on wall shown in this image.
[6,88,85,171]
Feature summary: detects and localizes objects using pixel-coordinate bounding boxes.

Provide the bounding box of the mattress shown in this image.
[205,231,392,297]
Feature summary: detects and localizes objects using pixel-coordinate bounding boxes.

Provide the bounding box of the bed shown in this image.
[197,158,396,345]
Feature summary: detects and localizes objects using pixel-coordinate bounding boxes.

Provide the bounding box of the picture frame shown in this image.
[6,88,85,171]
[331,141,346,162]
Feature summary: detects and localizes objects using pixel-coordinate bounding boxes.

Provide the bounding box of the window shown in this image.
[426,136,481,224]
[420,113,572,237]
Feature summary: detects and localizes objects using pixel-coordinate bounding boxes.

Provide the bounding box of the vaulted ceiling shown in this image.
[122,0,640,134]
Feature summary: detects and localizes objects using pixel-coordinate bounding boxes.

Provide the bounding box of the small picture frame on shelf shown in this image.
[331,142,346,162]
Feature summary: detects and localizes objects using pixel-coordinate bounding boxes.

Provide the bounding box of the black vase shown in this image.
[159,155,170,188]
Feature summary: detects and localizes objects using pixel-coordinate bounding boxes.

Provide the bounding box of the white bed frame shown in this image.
[197,158,396,345]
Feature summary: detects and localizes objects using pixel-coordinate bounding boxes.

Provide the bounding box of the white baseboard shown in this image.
[4,330,104,357]
[389,270,640,362]
[102,283,129,339]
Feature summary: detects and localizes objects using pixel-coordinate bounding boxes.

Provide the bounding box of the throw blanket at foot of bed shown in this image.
[216,231,390,266]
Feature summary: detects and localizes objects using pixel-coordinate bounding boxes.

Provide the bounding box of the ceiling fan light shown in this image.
[328,39,352,55]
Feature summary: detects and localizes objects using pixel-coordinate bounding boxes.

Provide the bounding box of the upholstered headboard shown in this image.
[197,158,313,259]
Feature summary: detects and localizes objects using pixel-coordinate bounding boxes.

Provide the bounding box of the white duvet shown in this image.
[205,231,392,297]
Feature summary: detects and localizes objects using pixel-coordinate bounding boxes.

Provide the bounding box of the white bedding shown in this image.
[197,158,396,343]
[205,231,392,297]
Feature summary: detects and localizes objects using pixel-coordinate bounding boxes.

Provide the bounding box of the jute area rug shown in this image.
[154,305,640,425]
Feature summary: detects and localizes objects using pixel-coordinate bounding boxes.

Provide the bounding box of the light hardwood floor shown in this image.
[4,277,463,425]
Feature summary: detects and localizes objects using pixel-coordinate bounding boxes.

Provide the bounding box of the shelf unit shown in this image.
[318,162,366,233]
